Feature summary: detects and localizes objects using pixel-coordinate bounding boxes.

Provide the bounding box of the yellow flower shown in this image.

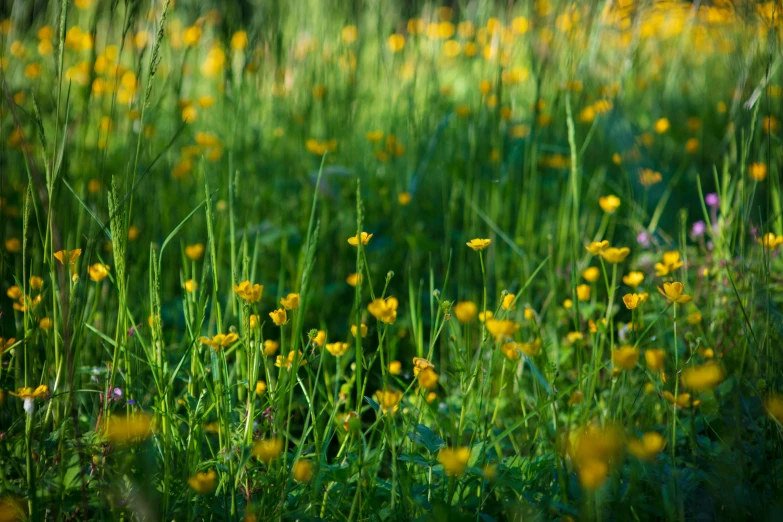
[182,25,202,46]
[347,232,373,246]
[687,311,702,324]
[452,301,478,323]
[275,350,306,369]
[0,337,15,354]
[501,342,521,360]
[478,310,493,322]
[253,438,283,464]
[367,297,399,324]
[39,318,53,330]
[639,169,662,187]
[365,130,384,143]
[627,432,665,461]
[485,318,520,341]
[263,340,280,356]
[185,243,205,260]
[88,263,110,282]
[654,251,684,276]
[233,281,263,303]
[501,293,516,310]
[576,284,591,301]
[758,232,783,249]
[566,331,583,344]
[600,247,631,264]
[612,346,639,370]
[438,447,471,476]
[622,293,648,310]
[325,342,349,357]
[663,391,699,409]
[644,349,666,372]
[681,362,725,392]
[398,192,412,206]
[255,381,267,395]
[269,308,288,326]
[749,162,767,181]
[418,368,439,390]
[28,276,43,290]
[230,30,248,50]
[104,413,153,443]
[657,282,692,304]
[312,330,326,348]
[654,118,670,134]
[585,240,609,255]
[622,271,644,288]
[249,314,259,328]
[54,248,82,265]
[200,333,239,350]
[374,389,403,414]
[280,293,300,310]
[6,286,22,300]
[10,384,49,400]
[183,279,198,293]
[466,238,491,251]
[387,34,405,52]
[188,470,217,494]
[292,460,313,482]
[346,273,363,286]
[568,424,623,490]
[685,138,700,153]
[389,360,402,375]
[341,25,358,44]
[351,324,368,338]
[765,394,783,424]
[599,195,621,214]
[582,267,600,283]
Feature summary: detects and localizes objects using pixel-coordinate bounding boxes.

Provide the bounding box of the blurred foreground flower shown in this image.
[627,432,665,461]
[253,438,283,464]
[104,413,152,443]
[438,447,470,476]
[188,470,217,494]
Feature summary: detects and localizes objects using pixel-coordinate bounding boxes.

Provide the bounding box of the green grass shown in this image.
[1,0,783,520]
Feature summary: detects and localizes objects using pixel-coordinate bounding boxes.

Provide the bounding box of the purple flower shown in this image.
[113,387,123,399]
[126,399,136,405]
[705,193,719,208]
[691,220,706,237]
[636,232,650,248]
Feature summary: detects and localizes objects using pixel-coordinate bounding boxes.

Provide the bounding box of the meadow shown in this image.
[1,0,783,520]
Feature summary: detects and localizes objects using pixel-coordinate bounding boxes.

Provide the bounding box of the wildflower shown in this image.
[627,432,665,461]
[7,286,22,299]
[365,130,383,142]
[687,311,702,324]
[438,447,471,476]
[681,362,725,392]
[263,340,279,356]
[269,308,288,326]
[501,342,521,360]
[280,293,300,310]
[1,337,16,353]
[524,308,535,321]
[582,267,600,283]
[622,293,647,310]
[326,342,349,357]
[183,25,202,46]
[367,297,399,324]
[418,368,439,389]
[255,381,267,395]
[645,349,666,372]
[663,391,699,409]
[398,192,412,206]
[183,279,198,293]
[341,25,358,43]
[374,389,403,414]
[622,271,644,288]
[276,351,306,369]
[453,301,478,323]
[599,195,621,214]
[765,394,783,424]
[351,324,368,338]
[253,438,284,464]
[104,412,153,443]
[200,333,239,350]
[654,251,684,276]
[185,243,205,260]
[585,240,609,255]
[639,169,662,187]
[347,232,373,246]
[478,310,493,322]
[654,118,670,134]
[39,318,53,330]
[576,284,591,301]
[292,460,313,482]
[568,424,623,490]
[311,330,326,348]
[188,470,217,494]
[387,34,405,52]
[29,276,43,290]
[705,193,719,208]
[230,30,249,50]
[685,138,700,153]
[346,273,363,286]
[249,315,260,329]
[54,248,82,265]
[466,238,491,251]
[88,264,110,282]
[600,247,631,264]
[566,331,583,344]
[612,346,639,370]
[657,282,692,304]
[233,281,263,303]
[758,233,783,249]
[485,318,520,341]
[389,360,402,374]
[749,162,767,181]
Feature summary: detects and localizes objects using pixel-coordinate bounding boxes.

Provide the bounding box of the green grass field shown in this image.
[1,0,783,520]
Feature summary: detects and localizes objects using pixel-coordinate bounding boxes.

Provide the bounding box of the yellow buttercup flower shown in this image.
[252,438,283,464]
[452,301,478,323]
[627,432,665,461]
[275,350,306,369]
[346,273,363,286]
[654,251,684,276]
[501,342,521,360]
[104,412,153,443]
[585,240,609,255]
[54,248,82,265]
[622,293,648,310]
[389,360,402,375]
[654,118,670,134]
[765,394,783,424]
[199,333,239,350]
[478,310,493,322]
[348,232,373,246]
[758,232,783,249]
[612,345,639,370]
[622,271,644,287]
[233,281,264,303]
[681,362,725,392]
[269,308,288,326]
[230,30,249,50]
[351,323,368,338]
[325,342,349,356]
[600,247,630,264]
[374,389,403,414]
[582,266,600,283]
[663,391,699,409]
[644,349,666,372]
[88,263,110,282]
[183,279,198,293]
[599,195,621,214]
[255,380,267,395]
[485,318,520,341]
[280,293,300,310]
[10,385,49,400]
[367,297,399,324]
[657,282,692,304]
[749,162,767,181]
[263,340,280,356]
[466,238,491,251]
[292,460,313,482]
[188,470,217,494]
[312,330,326,348]
[576,284,590,301]
[29,276,43,290]
[567,424,623,490]
[438,447,471,476]
[412,357,434,376]
[501,293,516,310]
[185,243,205,260]
[417,368,439,390]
